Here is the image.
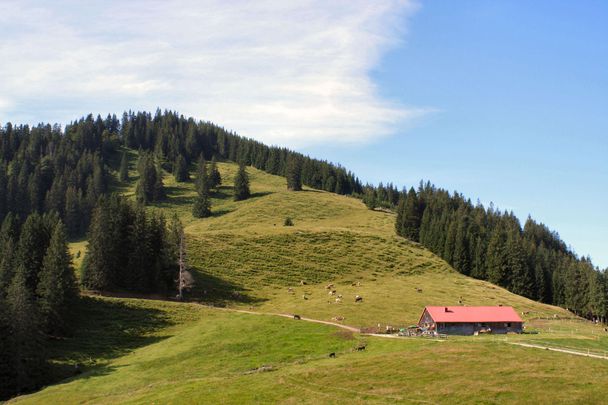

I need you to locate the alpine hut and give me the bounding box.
[418,306,523,335]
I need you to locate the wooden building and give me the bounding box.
[418,306,523,335]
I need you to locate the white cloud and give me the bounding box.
[0,0,428,147]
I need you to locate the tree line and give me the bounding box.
[0,213,77,398]
[117,109,362,197]
[81,194,181,294]
[0,116,118,238]
[394,183,607,321]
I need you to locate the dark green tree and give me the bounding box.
[233,163,250,201]
[286,155,303,191]
[208,156,222,190]
[363,188,376,210]
[173,155,189,182]
[400,188,421,241]
[6,268,45,394]
[37,222,78,334]
[119,151,129,182]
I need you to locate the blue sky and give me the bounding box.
[0,1,606,267]
[304,1,608,268]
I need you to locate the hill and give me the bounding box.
[10,157,608,404]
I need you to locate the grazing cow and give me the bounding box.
[293,314,301,320]
[355,295,363,303]
[337,294,342,298]
[326,283,334,290]
[329,290,336,296]
[300,280,307,285]
[332,316,345,322]
[302,295,308,300]
[415,288,422,293]
[335,298,342,303]
[329,352,336,358]
[356,344,366,351]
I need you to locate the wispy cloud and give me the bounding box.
[0,0,428,147]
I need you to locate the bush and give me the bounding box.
[284,217,294,226]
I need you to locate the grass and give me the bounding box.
[16,153,607,403]
[12,300,608,404]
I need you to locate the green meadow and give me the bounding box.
[11,156,608,404]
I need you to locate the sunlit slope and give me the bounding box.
[15,155,607,405]
[12,300,608,405]
[119,158,571,327]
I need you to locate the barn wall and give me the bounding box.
[437,322,523,335]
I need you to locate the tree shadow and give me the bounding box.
[210,208,234,218]
[44,296,173,386]
[188,267,267,307]
[250,191,273,199]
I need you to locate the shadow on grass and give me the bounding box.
[189,267,267,307]
[44,296,173,386]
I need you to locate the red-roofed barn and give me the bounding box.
[418,306,523,335]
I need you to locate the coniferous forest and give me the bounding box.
[0,110,606,398]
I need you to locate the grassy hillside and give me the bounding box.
[11,299,608,404]
[12,155,608,404]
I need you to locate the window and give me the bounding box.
[506,322,512,328]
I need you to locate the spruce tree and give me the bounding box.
[119,151,129,182]
[37,222,78,334]
[233,163,250,201]
[209,156,222,190]
[6,268,45,394]
[192,189,212,218]
[17,213,50,293]
[64,186,81,237]
[401,188,421,241]
[486,227,508,287]
[173,155,189,182]
[0,293,16,399]
[286,155,303,191]
[363,188,376,210]
[195,156,209,195]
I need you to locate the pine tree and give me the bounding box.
[135,154,164,204]
[6,268,45,394]
[363,188,376,210]
[452,212,470,275]
[37,222,78,334]
[286,155,303,191]
[506,228,533,298]
[195,156,209,195]
[395,194,406,236]
[0,238,15,297]
[233,163,250,201]
[208,156,222,190]
[119,151,129,182]
[0,292,16,399]
[192,164,212,220]
[173,155,189,182]
[17,213,50,293]
[401,188,421,241]
[192,190,212,218]
[64,186,81,237]
[126,207,152,291]
[486,227,508,287]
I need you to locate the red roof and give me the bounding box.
[422,306,523,323]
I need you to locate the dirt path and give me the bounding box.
[203,305,361,333]
[507,342,608,360]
